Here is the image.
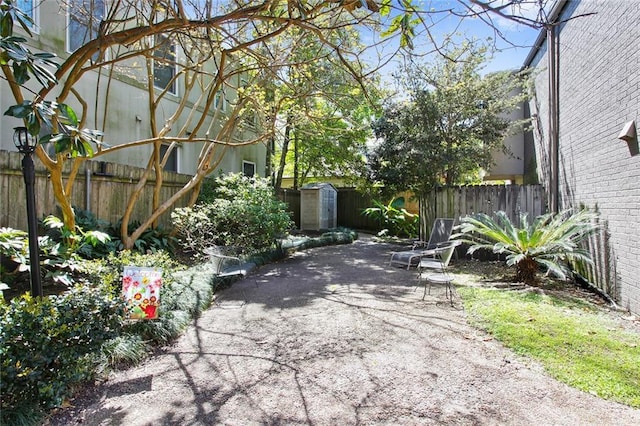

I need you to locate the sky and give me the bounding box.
[361,0,543,84]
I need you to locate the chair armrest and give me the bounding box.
[204,247,242,275]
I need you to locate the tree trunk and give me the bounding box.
[293,129,299,190]
[274,117,292,191]
[516,257,539,285]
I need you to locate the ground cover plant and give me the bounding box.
[0,211,176,299]
[458,285,640,408]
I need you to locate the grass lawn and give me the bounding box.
[457,283,640,408]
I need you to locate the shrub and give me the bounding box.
[42,214,111,261]
[0,285,125,420]
[105,219,177,255]
[1,219,111,294]
[455,209,599,284]
[173,173,294,255]
[362,197,418,237]
[79,251,201,344]
[169,204,216,258]
[0,227,27,296]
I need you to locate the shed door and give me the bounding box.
[326,189,336,228]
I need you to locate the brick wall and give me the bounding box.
[527,0,640,313]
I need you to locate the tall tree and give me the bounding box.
[1,0,383,248]
[250,24,380,190]
[1,0,549,247]
[367,43,529,200]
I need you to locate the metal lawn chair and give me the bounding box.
[416,240,461,305]
[389,218,455,269]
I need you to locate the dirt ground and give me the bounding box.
[45,236,640,425]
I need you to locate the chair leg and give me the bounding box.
[422,279,431,300]
[445,281,454,306]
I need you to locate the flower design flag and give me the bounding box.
[122,266,162,320]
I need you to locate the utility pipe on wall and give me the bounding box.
[547,24,560,213]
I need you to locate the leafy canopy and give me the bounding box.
[366,43,529,199]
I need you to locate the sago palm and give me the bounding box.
[455,209,599,285]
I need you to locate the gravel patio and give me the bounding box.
[46,235,640,425]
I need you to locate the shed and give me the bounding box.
[300,183,337,231]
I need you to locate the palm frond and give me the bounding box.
[457,209,599,285]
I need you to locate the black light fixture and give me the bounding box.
[13,126,43,298]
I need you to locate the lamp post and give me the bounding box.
[13,126,43,298]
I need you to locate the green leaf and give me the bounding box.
[43,215,64,229]
[84,231,110,246]
[12,61,30,84]
[53,135,72,153]
[29,61,57,86]
[3,100,33,118]
[26,112,40,136]
[0,9,13,38]
[12,6,34,37]
[380,15,401,38]
[57,103,78,126]
[379,0,392,16]
[3,41,28,61]
[79,139,94,157]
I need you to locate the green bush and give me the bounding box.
[0,227,27,296]
[0,214,113,295]
[0,285,125,419]
[79,251,207,344]
[105,220,177,255]
[362,197,418,237]
[173,173,294,255]
[63,208,177,256]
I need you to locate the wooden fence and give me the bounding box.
[278,185,546,236]
[418,185,547,240]
[276,189,301,228]
[1,150,192,231]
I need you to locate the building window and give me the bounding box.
[242,161,256,178]
[160,143,179,173]
[67,0,105,53]
[153,36,177,95]
[15,0,39,33]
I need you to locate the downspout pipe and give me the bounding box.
[548,24,560,213]
[522,0,568,214]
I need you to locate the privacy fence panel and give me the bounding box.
[419,185,547,240]
[336,188,378,231]
[276,189,301,229]
[1,150,192,231]
[278,185,546,235]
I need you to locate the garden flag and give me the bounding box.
[122,266,162,320]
